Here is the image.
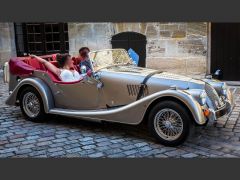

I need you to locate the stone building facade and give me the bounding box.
[68,22,208,76]
[0,23,16,68]
[0,22,208,77]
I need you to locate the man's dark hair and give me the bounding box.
[56,53,71,68]
[79,47,90,54]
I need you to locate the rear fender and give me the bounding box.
[5,77,54,113]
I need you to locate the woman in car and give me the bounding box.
[31,54,83,82]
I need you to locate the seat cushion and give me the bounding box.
[46,70,61,82]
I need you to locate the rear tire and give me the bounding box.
[19,86,46,122]
[148,100,192,146]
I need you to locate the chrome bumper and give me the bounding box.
[209,101,232,121]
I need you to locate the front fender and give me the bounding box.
[5,77,54,113]
[145,89,206,125]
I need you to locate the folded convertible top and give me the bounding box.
[9,57,36,76]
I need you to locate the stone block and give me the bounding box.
[172,30,186,38]
[187,22,207,36]
[131,23,141,33]
[160,23,179,31]
[165,40,178,56]
[178,39,206,55]
[160,31,171,38]
[93,23,112,37]
[146,24,158,38]
[75,38,89,51]
[139,23,147,34]
[115,23,131,33]
[68,23,77,37]
[147,40,166,56]
[146,57,187,74]
[76,24,93,38]
[186,57,207,74]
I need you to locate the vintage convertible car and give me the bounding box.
[3,49,233,146]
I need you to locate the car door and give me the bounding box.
[52,77,105,110]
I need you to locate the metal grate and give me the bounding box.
[14,23,69,56]
[205,83,221,109]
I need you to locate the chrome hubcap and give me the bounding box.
[154,108,183,141]
[22,92,40,118]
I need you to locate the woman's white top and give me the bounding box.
[60,69,82,82]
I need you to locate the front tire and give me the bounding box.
[148,100,191,146]
[19,86,46,122]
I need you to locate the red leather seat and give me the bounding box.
[46,70,61,82]
[24,58,46,71]
[72,57,82,65]
[19,57,82,84]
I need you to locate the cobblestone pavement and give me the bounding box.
[0,78,240,158]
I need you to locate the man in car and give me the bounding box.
[79,47,93,73]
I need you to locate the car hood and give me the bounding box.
[103,65,205,90]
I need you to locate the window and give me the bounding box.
[14,23,69,56]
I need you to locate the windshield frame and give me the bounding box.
[89,49,133,72]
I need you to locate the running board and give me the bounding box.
[49,108,109,122]
[48,96,148,124]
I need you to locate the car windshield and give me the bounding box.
[89,49,133,71]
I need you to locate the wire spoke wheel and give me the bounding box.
[153,108,184,141]
[22,92,40,118]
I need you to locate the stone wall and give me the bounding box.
[0,23,16,68]
[68,22,208,76]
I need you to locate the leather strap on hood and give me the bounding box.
[136,70,163,100]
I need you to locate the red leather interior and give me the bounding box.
[9,58,35,76]
[46,70,61,82]
[24,58,47,71]
[12,55,83,84]
[72,57,83,65]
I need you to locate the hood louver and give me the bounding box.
[127,84,149,97]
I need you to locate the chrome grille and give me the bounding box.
[205,83,221,109]
[127,84,149,97]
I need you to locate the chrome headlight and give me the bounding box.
[199,90,207,105]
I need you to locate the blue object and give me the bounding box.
[128,48,139,66]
